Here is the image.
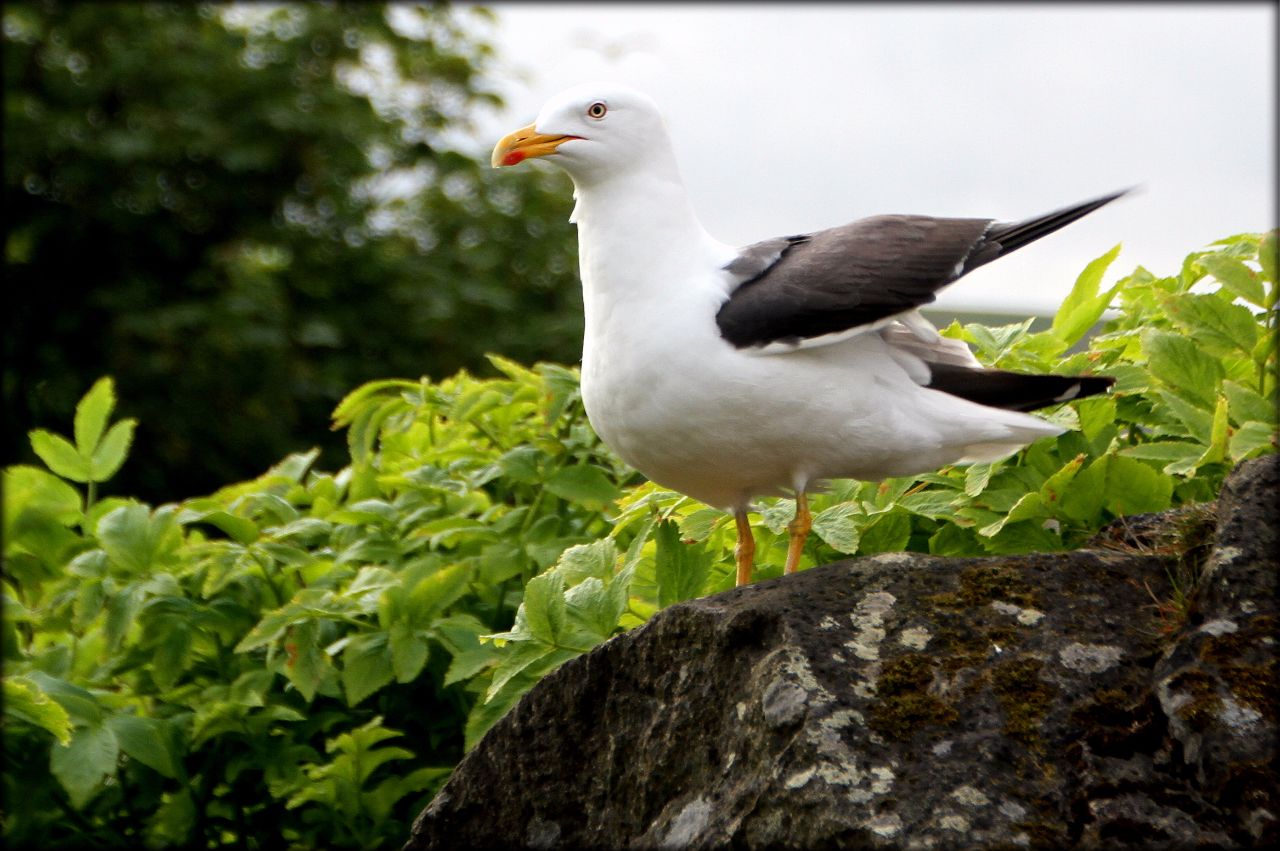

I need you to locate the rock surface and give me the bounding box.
[406,457,1278,850]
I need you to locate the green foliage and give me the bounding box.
[2,353,634,848]
[3,2,579,501]
[2,233,1275,848]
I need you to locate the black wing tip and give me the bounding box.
[1064,374,1117,403]
[1091,185,1140,205]
[967,187,1134,272]
[1068,186,1136,217]
[1036,185,1138,217]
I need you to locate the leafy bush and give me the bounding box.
[4,2,579,501]
[3,232,1275,848]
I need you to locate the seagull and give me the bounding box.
[492,83,1119,586]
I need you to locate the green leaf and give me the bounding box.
[965,319,1035,362]
[345,565,398,607]
[496,446,543,483]
[812,503,861,553]
[857,510,911,554]
[87,418,136,482]
[406,562,472,625]
[1040,454,1085,507]
[177,500,259,544]
[982,519,1066,554]
[97,504,182,574]
[228,670,275,706]
[521,571,567,645]
[30,429,90,482]
[964,462,997,497]
[365,768,452,823]
[1258,230,1277,290]
[50,723,119,808]
[1119,441,1204,475]
[654,520,709,608]
[74,377,116,456]
[342,633,395,706]
[1076,396,1118,450]
[544,465,621,508]
[978,492,1046,537]
[1230,421,1278,461]
[73,578,106,629]
[148,789,196,848]
[1051,243,1122,347]
[443,641,503,687]
[388,624,429,683]
[26,672,104,727]
[1143,330,1225,407]
[552,539,617,586]
[1198,253,1266,306]
[3,465,82,556]
[677,508,724,543]
[331,379,417,428]
[265,448,320,485]
[151,623,192,691]
[486,353,540,383]
[1223,380,1277,426]
[929,523,978,556]
[3,676,73,745]
[1196,395,1231,467]
[484,641,569,703]
[108,714,180,778]
[1155,390,1214,444]
[1104,456,1173,515]
[1059,456,1108,524]
[283,620,329,702]
[1164,293,1258,356]
[105,585,145,649]
[758,500,795,535]
[563,576,619,640]
[607,559,638,629]
[898,490,960,520]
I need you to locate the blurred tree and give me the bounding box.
[3,1,579,500]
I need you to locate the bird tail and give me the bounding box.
[926,363,1115,413]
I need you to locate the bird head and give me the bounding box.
[491,83,675,185]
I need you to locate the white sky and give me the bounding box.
[458,2,1275,314]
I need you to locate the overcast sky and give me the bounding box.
[457,2,1275,314]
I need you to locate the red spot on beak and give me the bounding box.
[502,150,527,166]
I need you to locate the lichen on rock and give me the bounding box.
[405,456,1279,850]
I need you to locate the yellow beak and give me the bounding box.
[491,123,581,168]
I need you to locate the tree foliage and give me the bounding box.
[3,1,579,501]
[3,232,1275,848]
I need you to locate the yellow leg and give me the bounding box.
[734,509,755,587]
[784,492,811,575]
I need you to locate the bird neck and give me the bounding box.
[570,170,721,285]
[569,170,734,366]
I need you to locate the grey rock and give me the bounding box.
[405,457,1279,850]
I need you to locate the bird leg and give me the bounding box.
[734,509,755,587]
[784,492,811,575]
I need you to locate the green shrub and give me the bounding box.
[3,232,1275,848]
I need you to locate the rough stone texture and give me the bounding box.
[406,457,1279,850]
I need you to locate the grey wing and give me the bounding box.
[715,189,1130,350]
[715,214,994,349]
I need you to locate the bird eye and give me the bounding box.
[586,101,607,120]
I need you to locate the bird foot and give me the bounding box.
[784,493,811,575]
[735,510,755,586]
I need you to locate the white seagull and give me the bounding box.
[492,83,1119,586]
